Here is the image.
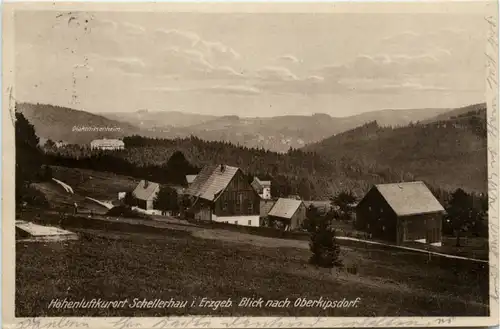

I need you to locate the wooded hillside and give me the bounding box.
[304,105,488,194]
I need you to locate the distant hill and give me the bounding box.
[303,103,488,194]
[421,103,487,124]
[100,110,217,129]
[17,103,142,145]
[99,107,452,152]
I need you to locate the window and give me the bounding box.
[236,193,243,205]
[248,203,253,213]
[367,223,370,229]
[382,225,386,231]
[380,208,383,213]
[248,220,252,226]
[368,206,372,212]
[223,202,228,211]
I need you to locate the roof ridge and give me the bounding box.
[375,181,425,187]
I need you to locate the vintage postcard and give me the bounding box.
[2,1,499,328]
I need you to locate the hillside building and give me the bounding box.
[185,164,261,227]
[186,175,197,187]
[55,140,68,148]
[251,177,272,200]
[355,181,445,246]
[268,198,307,231]
[90,138,125,151]
[304,200,333,215]
[132,180,160,211]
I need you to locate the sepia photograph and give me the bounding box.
[2,1,499,327]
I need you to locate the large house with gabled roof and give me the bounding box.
[184,164,261,227]
[355,181,446,246]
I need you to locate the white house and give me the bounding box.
[90,138,125,151]
[251,177,272,200]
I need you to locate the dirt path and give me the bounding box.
[51,178,74,194]
[85,197,114,209]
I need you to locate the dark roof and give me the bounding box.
[132,180,160,201]
[268,198,304,219]
[185,164,239,201]
[368,181,445,216]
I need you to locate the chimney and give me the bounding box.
[220,164,225,172]
[144,180,149,188]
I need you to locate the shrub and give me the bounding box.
[309,224,342,268]
[106,205,151,220]
[346,263,358,275]
[18,185,50,209]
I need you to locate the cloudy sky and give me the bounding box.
[14,5,489,117]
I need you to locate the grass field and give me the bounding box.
[16,212,489,317]
[50,166,138,201]
[31,182,108,214]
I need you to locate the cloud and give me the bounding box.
[277,54,301,64]
[319,49,454,81]
[339,78,451,93]
[154,29,201,48]
[204,85,262,95]
[255,73,348,95]
[89,17,118,33]
[92,55,146,74]
[200,41,241,61]
[147,84,262,95]
[256,66,300,81]
[382,29,467,46]
[122,22,145,36]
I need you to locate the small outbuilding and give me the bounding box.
[267,198,307,231]
[132,180,160,211]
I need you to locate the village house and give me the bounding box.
[267,198,307,231]
[355,181,445,246]
[260,199,276,218]
[55,140,68,148]
[184,164,261,227]
[132,180,160,211]
[90,138,125,151]
[251,177,272,200]
[304,200,333,215]
[117,192,126,201]
[186,175,197,187]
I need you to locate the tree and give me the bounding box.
[15,112,43,204]
[303,204,322,233]
[331,190,357,221]
[164,151,197,186]
[179,194,192,219]
[309,220,342,268]
[39,164,53,181]
[446,188,480,246]
[45,139,56,149]
[154,185,179,215]
[123,191,137,207]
